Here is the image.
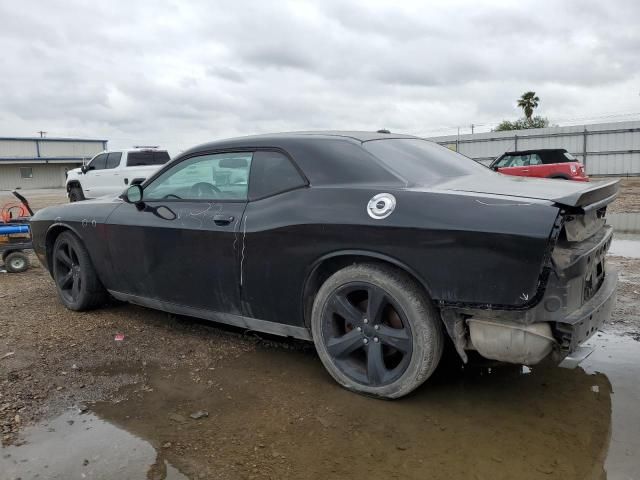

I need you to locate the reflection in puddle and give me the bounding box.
[609,234,640,258]
[608,213,640,258]
[0,411,187,480]
[582,333,640,479]
[1,333,638,480]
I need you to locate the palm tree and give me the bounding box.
[517,91,540,119]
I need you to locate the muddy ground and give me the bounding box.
[1,183,639,479]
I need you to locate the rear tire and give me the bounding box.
[52,231,106,310]
[311,263,444,399]
[4,252,29,273]
[68,186,85,202]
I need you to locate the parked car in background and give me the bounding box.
[490,149,589,181]
[66,148,171,201]
[31,132,618,399]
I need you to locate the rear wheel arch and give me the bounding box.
[302,251,436,329]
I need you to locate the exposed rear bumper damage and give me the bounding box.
[554,266,617,354]
[443,207,618,366]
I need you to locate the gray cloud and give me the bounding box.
[0,0,638,153]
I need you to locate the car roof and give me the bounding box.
[188,131,419,152]
[95,148,168,154]
[180,131,421,187]
[502,149,567,155]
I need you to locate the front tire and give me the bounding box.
[311,263,443,399]
[52,231,106,310]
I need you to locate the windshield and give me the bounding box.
[363,138,489,184]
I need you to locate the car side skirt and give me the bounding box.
[108,290,313,341]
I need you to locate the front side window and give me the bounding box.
[144,152,253,201]
[89,153,107,170]
[106,152,122,169]
[249,151,305,200]
[494,155,516,168]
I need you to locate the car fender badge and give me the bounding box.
[367,193,396,219]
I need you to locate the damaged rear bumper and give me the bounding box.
[452,268,617,365]
[554,266,617,354]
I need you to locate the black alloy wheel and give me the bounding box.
[322,282,413,387]
[311,264,443,399]
[53,237,82,304]
[52,231,106,311]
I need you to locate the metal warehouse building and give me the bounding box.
[0,136,107,190]
[428,120,640,176]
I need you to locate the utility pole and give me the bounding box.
[37,131,47,138]
[470,124,475,134]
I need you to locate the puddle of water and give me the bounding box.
[0,410,187,480]
[1,333,638,480]
[609,234,640,258]
[581,332,640,479]
[608,213,640,258]
[607,213,640,258]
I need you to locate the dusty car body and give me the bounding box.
[30,131,619,398]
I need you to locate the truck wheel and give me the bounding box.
[311,263,444,399]
[4,251,29,273]
[68,186,85,202]
[52,231,106,310]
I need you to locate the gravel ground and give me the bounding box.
[0,182,639,478]
[605,177,640,213]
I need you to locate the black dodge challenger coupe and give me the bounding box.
[30,131,618,398]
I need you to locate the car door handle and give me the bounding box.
[213,214,234,226]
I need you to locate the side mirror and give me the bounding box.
[123,184,143,204]
[81,165,87,174]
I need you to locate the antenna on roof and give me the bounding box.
[377,129,391,134]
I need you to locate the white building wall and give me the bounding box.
[39,141,103,158]
[0,163,76,189]
[0,140,38,157]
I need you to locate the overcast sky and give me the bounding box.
[1,0,639,154]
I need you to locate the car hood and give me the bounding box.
[437,173,619,210]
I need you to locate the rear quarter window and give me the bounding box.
[127,151,171,167]
[249,151,305,200]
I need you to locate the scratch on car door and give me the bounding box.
[240,215,248,287]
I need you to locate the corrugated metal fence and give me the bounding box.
[428,120,640,176]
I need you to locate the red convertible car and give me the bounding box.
[491,149,589,181]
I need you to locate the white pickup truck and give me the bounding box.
[66,148,171,201]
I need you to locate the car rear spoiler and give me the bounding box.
[553,179,620,212]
